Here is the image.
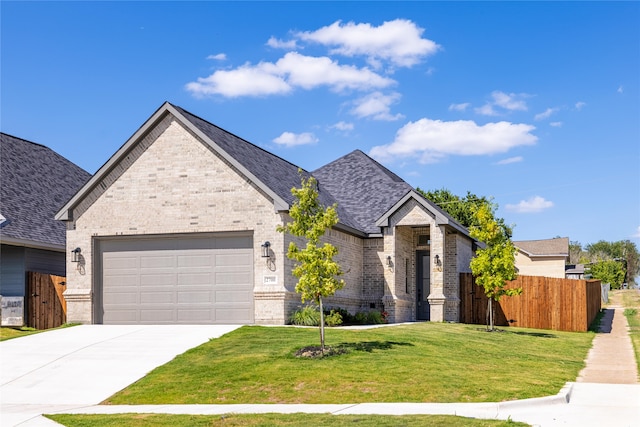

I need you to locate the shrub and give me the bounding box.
[289,305,320,326]
[324,310,343,327]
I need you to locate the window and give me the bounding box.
[418,234,430,246]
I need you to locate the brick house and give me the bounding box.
[55,102,477,325]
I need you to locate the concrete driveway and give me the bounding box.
[0,324,240,426]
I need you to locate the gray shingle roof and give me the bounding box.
[1,133,91,248]
[513,237,569,257]
[313,150,414,234]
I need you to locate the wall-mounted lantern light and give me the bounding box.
[261,241,271,258]
[434,254,441,266]
[386,255,393,268]
[71,247,81,263]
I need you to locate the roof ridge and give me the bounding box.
[169,103,308,174]
[1,132,59,152]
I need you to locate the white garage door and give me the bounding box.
[98,234,254,324]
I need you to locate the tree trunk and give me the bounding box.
[486,298,495,331]
[318,296,325,352]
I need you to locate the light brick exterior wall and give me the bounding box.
[65,117,289,324]
[363,238,385,311]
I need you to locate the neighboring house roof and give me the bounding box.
[513,237,569,258]
[0,133,91,250]
[565,264,585,275]
[55,102,472,240]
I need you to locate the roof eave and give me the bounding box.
[375,190,471,237]
[0,236,65,252]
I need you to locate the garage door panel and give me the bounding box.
[140,255,176,269]
[216,308,252,322]
[100,235,253,325]
[215,290,252,303]
[140,309,175,322]
[103,291,138,305]
[177,291,213,303]
[215,253,251,267]
[104,256,138,270]
[178,254,214,268]
[104,310,138,323]
[177,272,212,285]
[215,271,252,285]
[140,292,174,304]
[178,309,213,322]
[140,273,176,286]
[103,274,139,287]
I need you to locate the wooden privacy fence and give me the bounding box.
[27,272,67,329]
[460,273,602,332]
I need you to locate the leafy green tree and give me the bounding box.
[416,187,492,229]
[585,240,639,287]
[277,171,344,352]
[589,260,626,289]
[469,203,521,331]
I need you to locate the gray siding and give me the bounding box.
[25,248,65,277]
[0,245,26,297]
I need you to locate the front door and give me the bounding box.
[416,250,430,320]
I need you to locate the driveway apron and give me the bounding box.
[0,324,240,426]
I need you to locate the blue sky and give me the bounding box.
[2,1,639,247]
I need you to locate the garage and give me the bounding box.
[95,233,254,325]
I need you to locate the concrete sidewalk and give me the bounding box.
[4,292,640,426]
[577,292,639,383]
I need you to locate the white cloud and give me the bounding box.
[186,52,394,98]
[617,85,624,94]
[496,156,523,165]
[266,36,298,50]
[185,62,291,98]
[550,121,563,127]
[449,102,470,112]
[330,121,354,131]
[476,91,529,116]
[272,131,318,147]
[296,19,439,68]
[207,53,227,61]
[534,107,559,121]
[275,52,394,92]
[351,91,404,121]
[369,118,537,164]
[506,196,554,213]
[633,226,640,238]
[575,101,586,110]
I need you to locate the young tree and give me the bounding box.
[277,171,344,352]
[469,203,521,331]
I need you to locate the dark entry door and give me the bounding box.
[416,250,430,320]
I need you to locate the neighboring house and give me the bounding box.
[0,133,91,300]
[513,237,569,279]
[565,264,586,280]
[55,102,477,325]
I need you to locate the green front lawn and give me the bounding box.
[0,323,78,341]
[0,326,42,341]
[619,289,640,377]
[47,413,527,427]
[107,322,593,404]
